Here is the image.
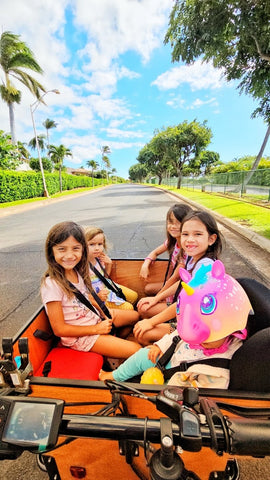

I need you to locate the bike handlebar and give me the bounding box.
[2,384,270,465]
[60,412,270,457]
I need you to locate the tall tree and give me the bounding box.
[48,144,72,192]
[154,120,212,188]
[86,159,98,187]
[0,31,46,144]
[101,145,111,181]
[111,167,117,183]
[43,118,57,146]
[129,163,148,183]
[137,142,170,185]
[165,0,270,181]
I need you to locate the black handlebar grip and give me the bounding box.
[226,417,270,456]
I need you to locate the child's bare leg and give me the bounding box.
[144,282,163,296]
[115,325,134,339]
[111,309,139,327]
[91,335,140,358]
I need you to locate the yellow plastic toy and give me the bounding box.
[140,367,164,385]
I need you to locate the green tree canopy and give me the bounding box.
[198,150,220,175]
[155,120,212,188]
[129,163,148,183]
[0,31,46,144]
[137,142,170,185]
[211,155,270,174]
[29,156,53,172]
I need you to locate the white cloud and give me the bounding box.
[74,0,172,66]
[152,60,227,91]
[167,95,219,111]
[104,127,145,139]
[190,97,219,110]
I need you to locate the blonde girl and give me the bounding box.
[40,221,140,359]
[85,226,138,310]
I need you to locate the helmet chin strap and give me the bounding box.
[188,329,247,356]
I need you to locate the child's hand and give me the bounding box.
[96,319,113,334]
[147,345,162,364]
[137,296,157,312]
[140,264,150,280]
[133,319,153,339]
[98,252,112,266]
[98,288,109,302]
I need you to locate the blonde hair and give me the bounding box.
[84,226,109,252]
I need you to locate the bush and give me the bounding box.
[0,171,105,203]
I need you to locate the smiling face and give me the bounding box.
[181,218,217,262]
[167,212,181,241]
[52,235,83,272]
[87,233,105,262]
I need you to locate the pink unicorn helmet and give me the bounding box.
[176,260,252,345]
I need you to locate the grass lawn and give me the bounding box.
[158,186,270,240]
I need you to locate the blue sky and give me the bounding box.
[1,0,268,179]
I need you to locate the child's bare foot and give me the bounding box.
[99,369,114,381]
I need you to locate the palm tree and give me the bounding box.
[86,159,98,187]
[43,118,57,147]
[111,167,117,183]
[0,31,46,144]
[48,144,72,192]
[28,134,47,152]
[101,145,111,182]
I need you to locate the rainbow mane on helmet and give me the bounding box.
[176,260,252,345]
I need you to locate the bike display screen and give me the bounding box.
[1,397,64,450]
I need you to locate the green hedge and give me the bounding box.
[0,171,104,203]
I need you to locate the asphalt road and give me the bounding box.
[1,184,269,479]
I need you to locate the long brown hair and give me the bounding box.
[41,221,92,296]
[166,203,192,254]
[180,210,223,262]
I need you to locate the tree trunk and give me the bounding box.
[8,102,17,144]
[177,169,182,189]
[158,175,162,185]
[242,124,270,190]
[59,166,62,193]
